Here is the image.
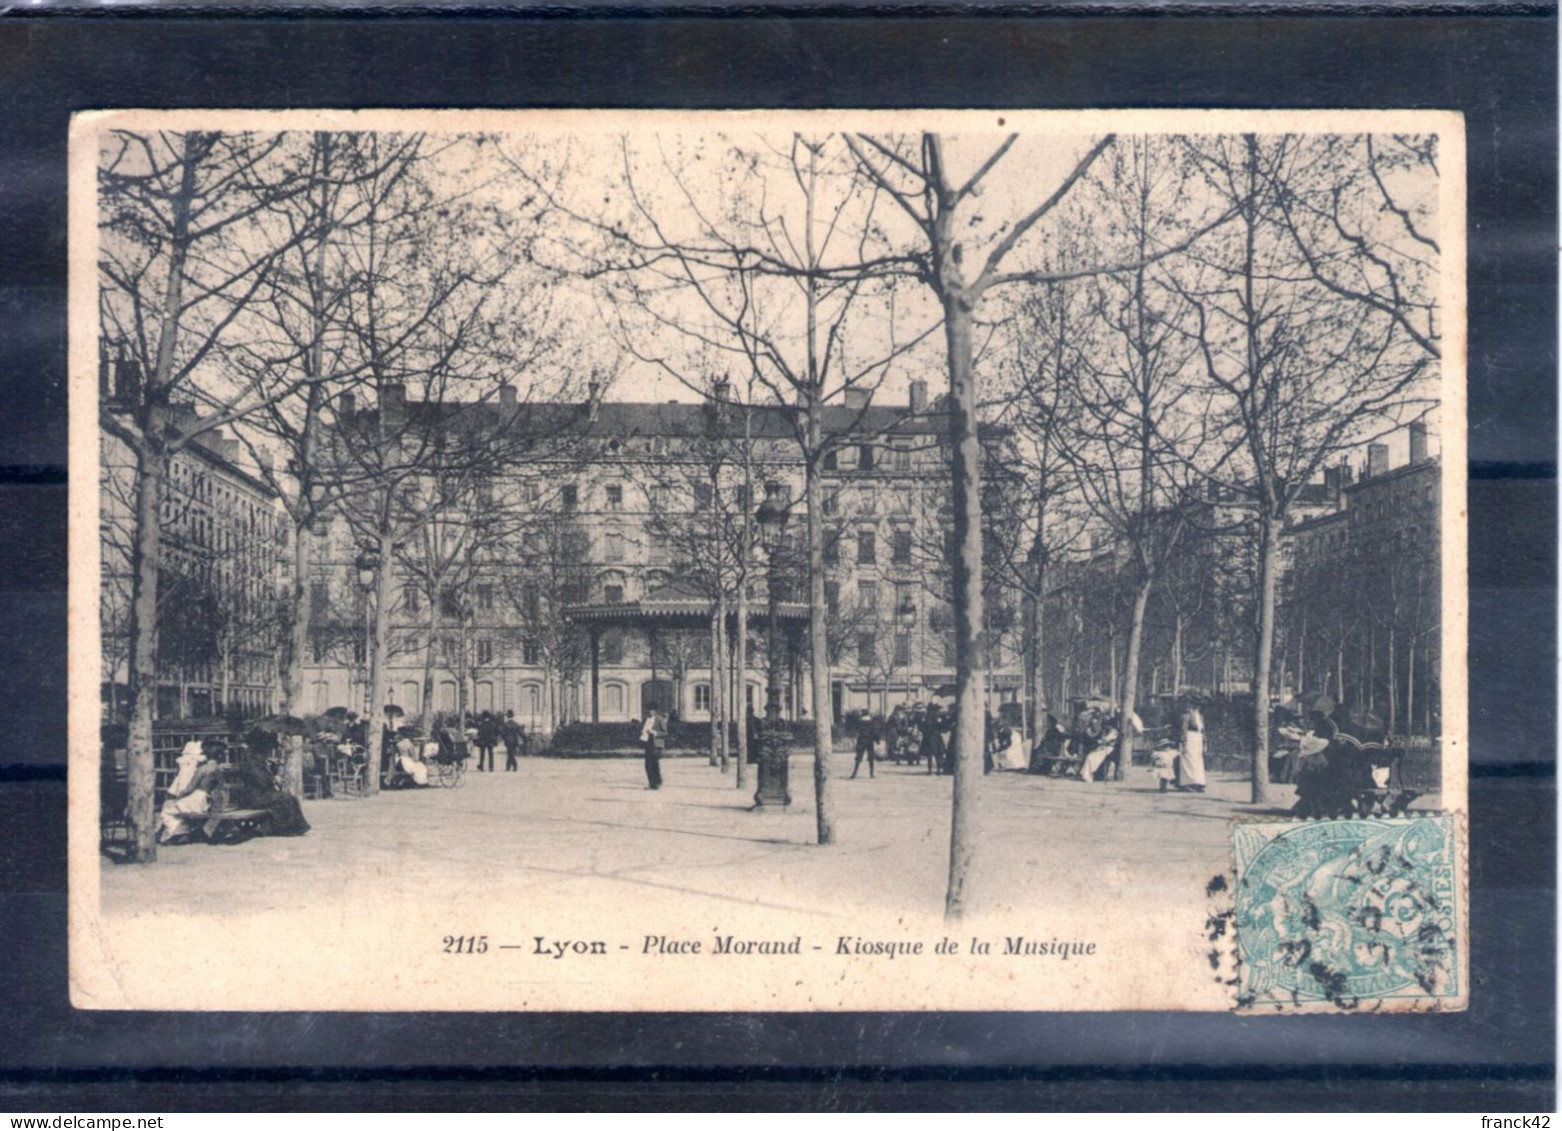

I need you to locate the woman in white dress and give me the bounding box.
[158,740,218,843]
[1177,701,1208,792]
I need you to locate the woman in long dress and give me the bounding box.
[1176,700,1208,792]
[158,740,219,843]
[223,745,310,837]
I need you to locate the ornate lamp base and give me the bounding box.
[753,721,791,809]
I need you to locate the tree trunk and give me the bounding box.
[123,436,168,863]
[365,524,393,795]
[805,401,835,845]
[1171,611,1184,697]
[943,294,986,923]
[1250,513,1281,804]
[278,520,313,799]
[711,595,727,768]
[1117,576,1152,781]
[1387,624,1398,738]
[1406,637,1416,740]
[735,577,749,788]
[421,594,440,726]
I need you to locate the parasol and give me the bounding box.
[322,706,353,720]
[382,703,406,719]
[251,713,311,736]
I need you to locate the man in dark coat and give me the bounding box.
[501,710,523,771]
[475,711,499,772]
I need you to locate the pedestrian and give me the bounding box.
[157,740,220,844]
[1176,698,1208,792]
[1151,741,1179,792]
[640,708,666,790]
[920,705,947,775]
[475,711,499,773]
[1079,715,1121,783]
[501,710,522,772]
[851,712,878,779]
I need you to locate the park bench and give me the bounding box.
[199,775,273,842]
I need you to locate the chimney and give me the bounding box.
[712,378,731,403]
[909,379,928,413]
[1324,466,1340,499]
[335,391,356,420]
[217,437,240,463]
[99,354,113,399]
[1367,443,1390,479]
[498,384,517,411]
[380,383,406,427]
[844,388,870,412]
[586,381,601,423]
[1408,420,1429,465]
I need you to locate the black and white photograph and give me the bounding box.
[71,108,1465,1012]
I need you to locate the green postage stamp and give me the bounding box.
[1231,814,1466,1013]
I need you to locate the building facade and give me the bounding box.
[301,379,1026,733]
[100,361,286,722]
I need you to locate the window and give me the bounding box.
[893,445,912,472]
[857,529,876,565]
[440,586,462,618]
[693,482,714,510]
[601,630,624,664]
[694,683,712,713]
[523,639,540,665]
[822,450,837,472]
[858,579,878,609]
[857,632,876,669]
[603,584,624,604]
[475,477,494,507]
[893,528,913,565]
[606,483,623,511]
[823,529,841,567]
[477,638,493,665]
[476,583,494,611]
[522,584,541,623]
[649,534,671,565]
[522,480,540,504]
[309,580,330,616]
[825,580,840,617]
[858,444,876,471]
[895,583,916,619]
[894,633,912,666]
[823,488,839,516]
[560,483,578,511]
[734,484,751,510]
[604,532,625,562]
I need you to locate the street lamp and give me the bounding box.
[753,490,791,809]
[355,546,380,715]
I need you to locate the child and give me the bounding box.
[1151,740,1179,792]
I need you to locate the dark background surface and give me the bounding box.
[0,12,1553,1112]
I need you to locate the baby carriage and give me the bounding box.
[430,728,470,789]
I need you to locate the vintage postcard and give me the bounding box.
[69,108,1466,1012]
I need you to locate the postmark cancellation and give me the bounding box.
[1231,814,1466,1013]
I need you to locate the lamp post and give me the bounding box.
[354,546,381,716]
[753,491,791,809]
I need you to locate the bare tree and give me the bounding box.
[1176,133,1439,802]
[98,128,330,861]
[841,131,1117,919]
[539,132,931,844]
